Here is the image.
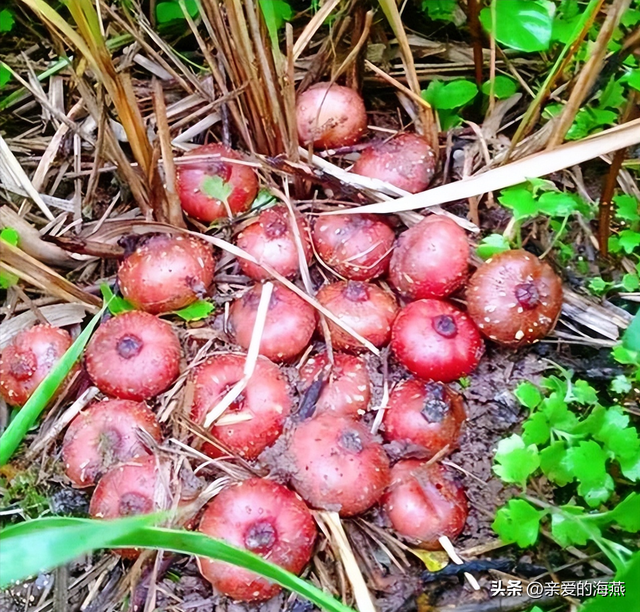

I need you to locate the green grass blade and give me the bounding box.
[0,517,355,612]
[0,306,105,465]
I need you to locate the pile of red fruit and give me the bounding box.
[0,82,564,604]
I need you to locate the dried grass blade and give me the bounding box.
[293,0,341,61]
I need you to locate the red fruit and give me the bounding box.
[62,399,162,487]
[312,214,394,280]
[389,216,469,299]
[316,281,398,351]
[228,283,316,362]
[0,324,73,406]
[382,379,466,456]
[296,83,367,149]
[382,460,467,549]
[236,205,312,280]
[191,354,292,460]
[85,311,181,401]
[352,133,436,193]
[466,250,563,346]
[89,456,172,558]
[298,352,370,419]
[118,234,215,314]
[198,478,316,601]
[287,414,390,516]
[391,299,483,383]
[176,143,259,223]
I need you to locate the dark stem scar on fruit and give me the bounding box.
[244,520,277,553]
[116,335,143,359]
[118,492,153,516]
[421,384,450,423]
[339,430,364,453]
[514,282,540,310]
[433,315,458,338]
[344,281,370,302]
[264,217,288,239]
[10,352,37,380]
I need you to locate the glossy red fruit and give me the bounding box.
[191,354,292,460]
[62,399,162,487]
[0,324,73,406]
[316,281,398,351]
[298,352,370,419]
[312,214,394,280]
[198,478,316,601]
[89,456,172,558]
[236,205,312,280]
[287,414,390,516]
[389,216,469,299]
[382,460,467,549]
[176,143,259,223]
[85,311,181,401]
[228,283,316,362]
[352,133,436,193]
[118,234,215,314]
[382,379,466,456]
[296,83,367,149]
[391,299,483,383]
[466,250,563,346]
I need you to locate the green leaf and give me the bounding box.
[0,228,20,289]
[610,493,640,532]
[581,551,640,612]
[0,516,354,612]
[173,299,215,321]
[259,0,293,48]
[537,191,581,216]
[201,175,233,203]
[498,185,539,221]
[422,79,478,110]
[476,233,511,260]
[617,230,640,254]
[541,393,578,432]
[0,8,14,32]
[493,434,540,487]
[481,75,518,99]
[571,380,598,405]
[627,68,640,92]
[598,77,625,110]
[622,311,640,352]
[588,277,612,296]
[156,0,199,24]
[613,194,640,222]
[0,227,19,246]
[619,451,640,481]
[100,283,135,315]
[0,306,106,465]
[622,273,640,292]
[0,64,10,89]
[540,441,573,486]
[564,441,614,507]
[551,506,598,547]
[492,499,543,547]
[611,344,640,366]
[522,412,550,446]
[480,0,556,52]
[421,0,459,23]
[611,375,632,394]
[515,382,542,409]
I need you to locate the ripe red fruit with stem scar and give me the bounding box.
[89,456,172,558]
[296,82,367,149]
[85,311,181,401]
[176,143,259,223]
[382,460,467,550]
[62,399,162,488]
[287,413,390,516]
[316,281,398,351]
[117,233,215,314]
[389,215,469,299]
[298,352,371,419]
[191,353,292,460]
[236,205,312,280]
[198,478,316,601]
[466,249,563,346]
[352,133,436,193]
[312,214,395,281]
[228,283,316,362]
[382,379,466,457]
[0,324,73,406]
[391,299,484,383]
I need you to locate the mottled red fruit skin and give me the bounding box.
[312,214,394,280]
[198,478,316,601]
[316,281,398,351]
[389,216,469,299]
[299,352,371,419]
[391,299,484,383]
[176,143,259,223]
[89,456,171,558]
[296,83,367,149]
[228,283,316,362]
[191,354,292,460]
[118,234,215,314]
[85,311,181,401]
[383,379,465,456]
[236,206,312,280]
[62,399,162,488]
[466,250,563,346]
[352,133,436,193]
[382,460,467,549]
[288,414,390,516]
[0,324,73,406]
